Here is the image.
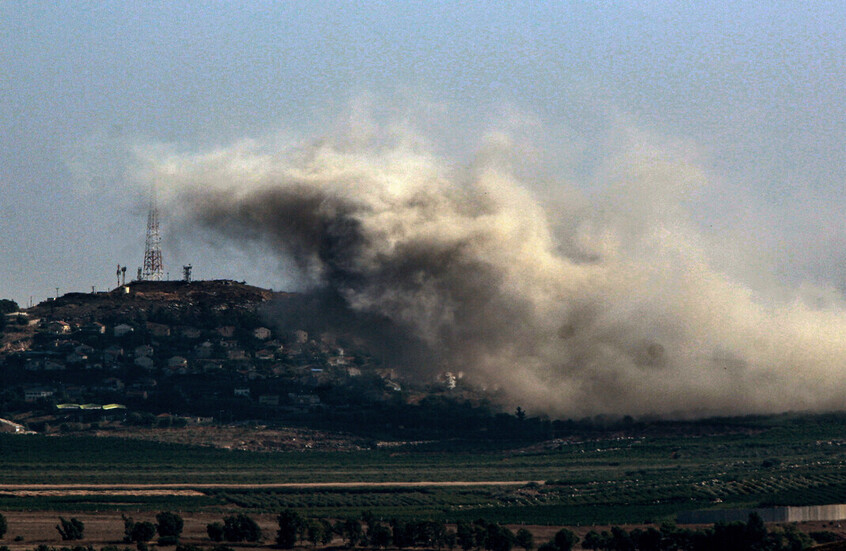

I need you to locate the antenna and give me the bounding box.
[183,264,193,282]
[142,187,164,281]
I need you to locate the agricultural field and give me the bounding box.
[3,413,846,525]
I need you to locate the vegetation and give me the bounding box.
[55,517,84,540]
[221,514,261,543]
[4,412,846,523]
[0,512,6,539]
[569,514,814,551]
[156,511,184,545]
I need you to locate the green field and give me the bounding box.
[3,413,846,524]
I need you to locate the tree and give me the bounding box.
[56,517,85,541]
[456,521,475,551]
[608,528,631,551]
[0,512,7,539]
[306,520,326,548]
[319,519,334,545]
[123,515,136,543]
[131,522,157,544]
[515,529,534,551]
[0,299,19,315]
[485,524,515,551]
[370,524,392,548]
[207,522,225,542]
[342,518,363,547]
[553,529,578,551]
[276,510,304,549]
[630,527,660,551]
[156,512,184,540]
[223,514,261,543]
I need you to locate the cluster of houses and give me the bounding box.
[1,310,408,419]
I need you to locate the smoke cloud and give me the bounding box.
[140,121,846,418]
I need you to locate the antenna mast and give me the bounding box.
[142,187,164,281]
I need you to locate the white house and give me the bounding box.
[114,323,134,337]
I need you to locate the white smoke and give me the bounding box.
[137,118,846,418]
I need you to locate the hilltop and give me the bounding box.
[0,279,504,445]
[30,279,279,321]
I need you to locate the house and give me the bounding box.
[75,344,95,356]
[233,387,250,398]
[145,322,171,337]
[253,327,272,340]
[178,326,202,339]
[43,360,66,371]
[101,377,124,391]
[216,326,236,338]
[202,360,223,373]
[113,323,134,337]
[82,322,106,334]
[255,348,276,361]
[167,356,188,369]
[288,393,321,407]
[125,388,148,400]
[24,387,55,402]
[47,321,72,335]
[134,356,155,369]
[134,344,154,357]
[195,341,215,358]
[258,394,279,406]
[103,345,124,362]
[65,352,88,364]
[63,385,86,400]
[227,349,247,360]
[294,329,308,344]
[328,354,350,367]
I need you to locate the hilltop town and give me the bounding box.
[0,280,473,445]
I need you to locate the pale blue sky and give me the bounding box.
[1,2,844,305]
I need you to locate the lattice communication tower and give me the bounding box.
[142,191,164,281]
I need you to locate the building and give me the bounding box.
[114,323,134,337]
[253,327,272,340]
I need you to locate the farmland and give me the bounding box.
[3,413,846,525]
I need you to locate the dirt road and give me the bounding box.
[0,480,542,495]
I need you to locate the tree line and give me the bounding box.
[0,510,838,551]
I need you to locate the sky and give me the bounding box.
[1,2,845,307]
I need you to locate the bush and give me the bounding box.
[157,536,180,546]
[0,513,6,539]
[56,518,85,541]
[810,531,840,544]
[175,545,203,551]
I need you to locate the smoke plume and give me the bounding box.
[141,123,846,418]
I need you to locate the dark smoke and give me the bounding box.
[144,127,846,418]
